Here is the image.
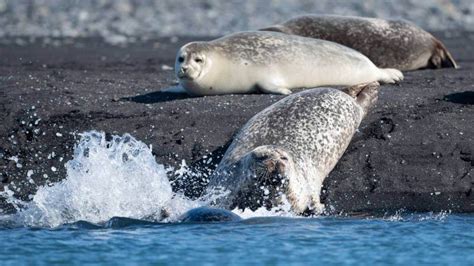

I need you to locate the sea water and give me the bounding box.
[0,131,472,265]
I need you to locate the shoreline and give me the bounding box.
[0,32,473,214]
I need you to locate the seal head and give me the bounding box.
[208,145,300,211]
[175,42,215,94]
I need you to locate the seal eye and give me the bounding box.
[178,56,184,63]
[195,58,203,63]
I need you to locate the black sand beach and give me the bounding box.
[0,31,473,214]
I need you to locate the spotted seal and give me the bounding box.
[260,15,458,71]
[203,82,380,214]
[175,31,402,96]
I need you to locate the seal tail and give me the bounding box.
[379,68,404,84]
[429,37,458,69]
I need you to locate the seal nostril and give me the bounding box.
[264,160,276,171]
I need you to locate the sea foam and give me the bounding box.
[1,131,201,227]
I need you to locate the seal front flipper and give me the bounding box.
[257,83,292,95]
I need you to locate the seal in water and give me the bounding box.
[260,15,458,71]
[175,31,402,96]
[203,82,380,214]
[179,207,242,223]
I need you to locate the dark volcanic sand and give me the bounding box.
[0,32,473,214]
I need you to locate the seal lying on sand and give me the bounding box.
[203,82,380,214]
[260,15,458,71]
[175,31,402,96]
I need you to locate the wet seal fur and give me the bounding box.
[178,207,242,223]
[175,31,402,96]
[204,82,380,214]
[261,15,458,71]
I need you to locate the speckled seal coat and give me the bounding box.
[261,15,458,71]
[204,82,379,214]
[175,31,402,96]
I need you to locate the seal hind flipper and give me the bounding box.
[378,68,404,84]
[257,84,292,95]
[429,37,458,69]
[343,82,379,115]
[342,81,379,97]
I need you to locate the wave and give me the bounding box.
[0,131,202,227]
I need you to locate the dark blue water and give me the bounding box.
[1,214,472,265]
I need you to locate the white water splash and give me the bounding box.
[232,195,295,219]
[2,131,201,227]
